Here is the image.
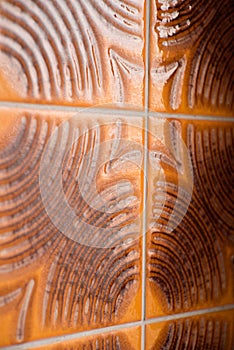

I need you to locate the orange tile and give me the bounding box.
[146,310,234,350]
[149,1,234,116]
[147,117,234,317]
[33,326,141,350]
[0,109,144,346]
[0,0,145,108]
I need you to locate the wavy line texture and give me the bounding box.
[188,8,234,110]
[154,0,234,112]
[152,316,233,350]
[0,0,142,101]
[0,115,141,330]
[149,122,234,312]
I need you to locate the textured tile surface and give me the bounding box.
[1,1,234,348]
[0,109,143,346]
[146,310,234,350]
[149,0,234,116]
[0,0,145,107]
[147,117,234,317]
[33,327,141,349]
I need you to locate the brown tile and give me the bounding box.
[147,117,234,317]
[146,310,234,350]
[0,109,143,346]
[33,326,141,350]
[149,1,234,116]
[0,0,145,108]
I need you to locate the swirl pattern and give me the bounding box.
[148,120,234,313]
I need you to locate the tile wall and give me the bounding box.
[0,0,233,349]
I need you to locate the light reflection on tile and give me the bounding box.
[0,109,143,346]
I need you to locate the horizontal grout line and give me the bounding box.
[145,304,234,325]
[149,111,234,122]
[1,304,234,349]
[0,102,233,122]
[1,321,142,350]
[0,102,144,117]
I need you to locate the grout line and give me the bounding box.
[145,304,234,325]
[141,120,148,350]
[141,0,151,348]
[144,0,150,114]
[149,111,234,122]
[1,304,234,349]
[141,119,148,350]
[1,322,143,350]
[141,115,148,350]
[0,101,233,122]
[0,102,144,117]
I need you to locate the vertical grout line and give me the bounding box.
[142,0,151,349]
[144,0,150,115]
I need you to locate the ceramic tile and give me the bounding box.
[0,108,143,346]
[0,0,145,108]
[147,117,234,317]
[146,310,234,350]
[33,326,141,349]
[149,1,234,116]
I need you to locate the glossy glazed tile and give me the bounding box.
[149,1,234,116]
[147,117,234,318]
[146,310,234,350]
[0,108,143,346]
[0,0,145,108]
[33,326,141,349]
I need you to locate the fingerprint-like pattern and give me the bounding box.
[153,0,234,112]
[188,9,234,110]
[0,114,141,336]
[0,116,59,274]
[0,0,103,100]
[149,122,234,312]
[152,316,232,350]
[42,239,140,327]
[187,124,234,239]
[0,0,143,101]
